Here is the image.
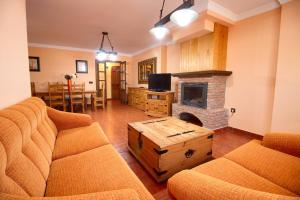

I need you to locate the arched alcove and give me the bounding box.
[179,112,203,127]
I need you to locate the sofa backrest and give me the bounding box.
[0,97,57,197]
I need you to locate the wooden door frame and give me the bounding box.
[95,60,126,103]
[95,60,107,103]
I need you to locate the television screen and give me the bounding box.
[148,73,171,92]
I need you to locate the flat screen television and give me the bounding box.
[148,73,171,92]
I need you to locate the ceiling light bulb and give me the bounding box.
[170,9,199,27]
[96,49,107,61]
[150,26,170,40]
[108,52,118,61]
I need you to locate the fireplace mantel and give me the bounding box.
[172,70,232,78]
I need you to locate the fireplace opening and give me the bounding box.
[181,83,208,108]
[179,112,203,127]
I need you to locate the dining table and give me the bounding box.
[34,90,97,110]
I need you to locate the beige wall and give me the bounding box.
[130,46,167,88]
[130,44,181,91]
[29,47,96,91]
[131,8,285,135]
[271,0,300,133]
[225,9,281,135]
[29,47,131,92]
[0,0,31,109]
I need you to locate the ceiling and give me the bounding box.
[212,0,276,14]
[26,0,280,55]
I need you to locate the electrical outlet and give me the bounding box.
[231,108,236,113]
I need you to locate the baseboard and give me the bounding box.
[215,126,263,140]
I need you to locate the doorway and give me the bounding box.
[95,61,126,104]
[111,65,120,99]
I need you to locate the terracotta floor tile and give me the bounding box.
[87,100,261,200]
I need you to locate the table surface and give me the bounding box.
[35,90,96,97]
[128,117,214,149]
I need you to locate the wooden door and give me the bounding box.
[96,61,106,103]
[111,66,120,99]
[120,62,127,104]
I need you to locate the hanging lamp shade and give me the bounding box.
[150,26,170,40]
[96,49,107,61]
[170,8,198,27]
[96,32,118,61]
[108,51,118,61]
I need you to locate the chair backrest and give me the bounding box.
[48,83,65,105]
[0,97,58,197]
[97,82,105,98]
[30,82,36,96]
[70,83,85,101]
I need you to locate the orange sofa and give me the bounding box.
[0,97,154,200]
[168,133,300,200]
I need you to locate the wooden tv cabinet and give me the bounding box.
[128,87,147,111]
[145,91,174,117]
[128,87,174,117]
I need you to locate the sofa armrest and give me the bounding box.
[262,133,300,158]
[1,189,140,200]
[168,170,298,200]
[47,107,93,132]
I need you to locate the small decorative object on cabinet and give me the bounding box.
[138,57,157,84]
[145,91,174,117]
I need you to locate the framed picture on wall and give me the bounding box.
[138,57,157,84]
[29,56,40,72]
[76,60,88,73]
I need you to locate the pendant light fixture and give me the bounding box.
[96,32,118,61]
[150,26,170,40]
[170,8,198,27]
[150,0,170,40]
[150,0,198,40]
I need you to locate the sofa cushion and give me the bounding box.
[262,133,300,158]
[224,140,300,195]
[52,122,109,160]
[193,158,296,196]
[1,189,141,200]
[46,145,154,200]
[168,170,299,200]
[0,97,57,197]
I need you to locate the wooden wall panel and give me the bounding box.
[212,23,228,70]
[179,23,228,72]
[197,34,213,71]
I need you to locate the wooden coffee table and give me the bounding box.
[128,117,214,182]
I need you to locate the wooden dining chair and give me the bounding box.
[93,83,105,110]
[48,83,66,111]
[70,83,85,113]
[31,82,36,96]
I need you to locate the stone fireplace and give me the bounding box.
[172,70,232,130]
[181,82,208,108]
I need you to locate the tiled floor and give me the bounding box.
[87,100,262,200]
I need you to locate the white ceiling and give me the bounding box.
[26,0,281,55]
[213,0,276,14]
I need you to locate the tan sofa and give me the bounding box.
[168,133,300,200]
[0,97,154,200]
